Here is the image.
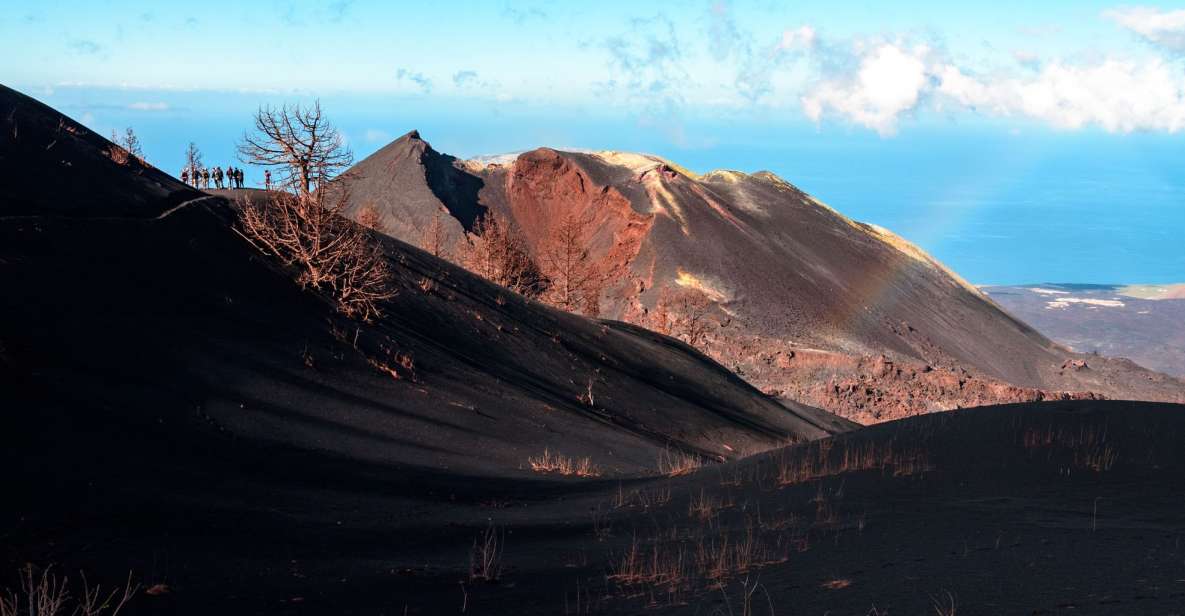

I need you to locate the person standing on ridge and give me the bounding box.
[181,168,189,186]
[264,169,271,191]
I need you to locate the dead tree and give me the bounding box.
[422,209,450,259]
[653,287,716,348]
[237,100,353,196]
[106,132,130,166]
[237,187,395,321]
[121,127,143,161]
[540,212,601,316]
[184,142,202,174]
[110,128,144,163]
[462,213,543,297]
[233,100,389,319]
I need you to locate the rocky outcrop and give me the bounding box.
[767,352,1103,424]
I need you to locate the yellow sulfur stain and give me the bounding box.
[700,169,748,183]
[674,269,728,302]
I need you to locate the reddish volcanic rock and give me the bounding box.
[502,148,654,295]
[335,134,1185,423]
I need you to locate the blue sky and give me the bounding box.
[3,1,1184,284]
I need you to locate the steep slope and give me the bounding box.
[333,129,481,253]
[0,84,200,217]
[0,84,848,486]
[336,133,1185,422]
[5,86,1185,615]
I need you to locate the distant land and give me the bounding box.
[983,283,1185,378]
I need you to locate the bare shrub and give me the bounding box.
[688,488,723,521]
[0,566,138,616]
[462,213,544,297]
[608,527,781,597]
[469,523,503,582]
[235,100,377,319]
[107,128,144,167]
[105,143,130,166]
[652,287,716,348]
[658,447,705,477]
[1020,422,1117,472]
[776,438,930,486]
[540,211,601,316]
[528,449,601,477]
[236,187,395,321]
[694,529,775,582]
[608,535,688,591]
[422,209,451,259]
[366,351,415,382]
[118,127,143,162]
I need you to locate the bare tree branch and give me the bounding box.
[461,212,545,298]
[236,186,395,321]
[237,100,353,196]
[540,211,602,316]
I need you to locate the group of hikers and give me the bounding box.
[182,165,244,190]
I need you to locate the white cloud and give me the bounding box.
[793,29,1185,135]
[1106,6,1185,51]
[596,9,1185,137]
[937,58,1185,133]
[800,43,932,136]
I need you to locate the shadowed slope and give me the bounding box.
[0,85,848,483]
[4,87,1185,616]
[0,84,855,613]
[0,84,199,217]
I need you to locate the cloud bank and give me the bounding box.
[690,4,1185,136]
[793,34,1185,135]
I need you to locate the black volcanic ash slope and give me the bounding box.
[7,85,1185,616]
[0,83,848,486]
[0,85,201,217]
